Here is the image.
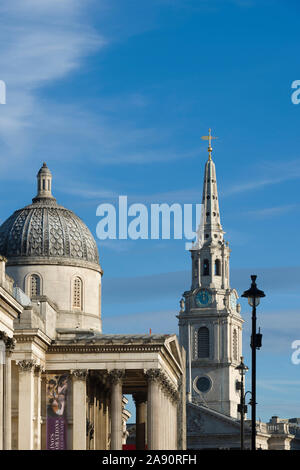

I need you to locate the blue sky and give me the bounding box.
[0,0,300,423]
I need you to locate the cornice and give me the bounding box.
[47,343,162,354]
[0,286,23,317]
[31,295,59,312]
[191,359,231,368]
[13,329,52,349]
[179,310,229,320]
[7,257,103,274]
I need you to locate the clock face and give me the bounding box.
[195,289,212,307]
[230,292,236,311]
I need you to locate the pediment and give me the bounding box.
[165,335,183,368]
[187,402,240,436]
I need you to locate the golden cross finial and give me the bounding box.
[201,128,218,160]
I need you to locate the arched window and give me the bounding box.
[233,329,238,361]
[198,327,209,358]
[214,259,221,276]
[30,274,41,297]
[73,277,83,309]
[203,259,209,276]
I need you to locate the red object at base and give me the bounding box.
[122,444,136,450]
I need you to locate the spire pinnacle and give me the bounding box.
[201,128,218,160]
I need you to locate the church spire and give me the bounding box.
[201,148,224,246]
[194,129,224,247]
[32,162,56,203]
[178,131,242,419]
[191,129,229,291]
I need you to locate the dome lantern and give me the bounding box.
[32,162,56,203]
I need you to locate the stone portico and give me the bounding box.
[8,324,185,450]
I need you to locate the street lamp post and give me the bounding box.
[235,356,248,450]
[242,275,265,451]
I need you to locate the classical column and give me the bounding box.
[166,391,170,449]
[71,369,87,450]
[105,393,111,450]
[17,360,36,450]
[0,344,3,450]
[146,369,162,450]
[163,377,172,449]
[171,394,176,449]
[177,351,186,451]
[41,372,47,450]
[92,395,97,450]
[34,365,44,450]
[108,370,124,450]
[161,387,166,449]
[96,395,101,450]
[3,337,15,450]
[149,370,179,450]
[105,377,111,450]
[98,391,105,450]
[133,393,147,450]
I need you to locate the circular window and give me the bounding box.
[195,376,212,394]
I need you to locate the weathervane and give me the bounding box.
[201,128,218,160]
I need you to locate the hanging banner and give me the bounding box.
[46,373,70,450]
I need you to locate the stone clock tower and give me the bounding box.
[178,130,243,419]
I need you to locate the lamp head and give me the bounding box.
[235,356,248,376]
[241,274,265,306]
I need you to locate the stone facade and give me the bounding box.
[0,256,22,449]
[0,164,185,450]
[178,149,243,418]
[178,141,300,451]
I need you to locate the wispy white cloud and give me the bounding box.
[222,158,300,196]
[0,0,203,174]
[60,186,117,200]
[258,379,300,392]
[56,177,202,208]
[0,0,105,169]
[246,204,299,219]
[223,175,294,196]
